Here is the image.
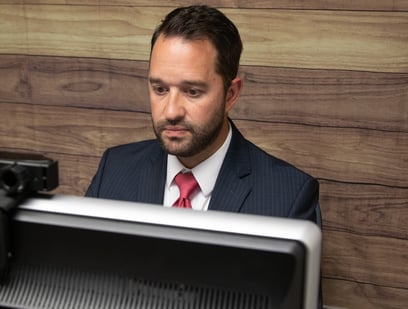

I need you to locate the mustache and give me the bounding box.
[155,119,194,132]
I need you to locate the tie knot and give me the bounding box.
[174,172,198,198]
[173,172,199,208]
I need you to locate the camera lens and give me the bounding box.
[0,165,30,194]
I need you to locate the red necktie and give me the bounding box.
[173,172,199,208]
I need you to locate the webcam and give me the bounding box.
[0,152,58,195]
[0,152,58,284]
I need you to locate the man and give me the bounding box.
[87,6,322,307]
[86,5,320,222]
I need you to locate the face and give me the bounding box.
[148,35,242,168]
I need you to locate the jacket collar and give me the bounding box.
[208,120,252,212]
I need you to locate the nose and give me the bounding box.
[164,89,185,121]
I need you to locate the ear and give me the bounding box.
[225,77,243,113]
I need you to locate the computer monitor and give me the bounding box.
[0,194,321,309]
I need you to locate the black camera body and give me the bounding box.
[0,152,59,284]
[0,152,58,195]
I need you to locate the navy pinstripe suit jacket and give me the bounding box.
[86,121,320,224]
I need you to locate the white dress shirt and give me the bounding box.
[163,125,232,211]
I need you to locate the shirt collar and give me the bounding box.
[166,124,232,196]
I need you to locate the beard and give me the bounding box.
[152,103,225,158]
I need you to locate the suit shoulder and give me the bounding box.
[101,139,163,165]
[246,140,314,181]
[243,140,319,220]
[105,139,159,156]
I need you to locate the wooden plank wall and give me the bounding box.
[0,1,407,308]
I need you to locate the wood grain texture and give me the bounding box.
[237,66,408,132]
[323,278,408,309]
[1,55,407,132]
[323,230,408,288]
[1,103,407,188]
[239,122,408,188]
[319,181,408,240]
[0,55,151,112]
[2,0,408,11]
[1,5,407,72]
[0,103,155,157]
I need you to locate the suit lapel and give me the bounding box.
[208,121,252,213]
[134,143,167,205]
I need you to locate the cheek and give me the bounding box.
[149,99,161,120]
[192,100,224,122]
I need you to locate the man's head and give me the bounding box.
[150,5,242,92]
[148,5,243,168]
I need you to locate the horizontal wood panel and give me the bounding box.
[238,66,408,132]
[0,55,151,113]
[319,180,408,240]
[1,103,407,188]
[322,230,408,288]
[323,278,408,309]
[239,123,408,188]
[235,9,408,72]
[1,55,407,132]
[1,6,407,72]
[0,103,156,157]
[0,5,158,61]
[2,0,408,11]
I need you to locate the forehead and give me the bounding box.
[149,35,219,82]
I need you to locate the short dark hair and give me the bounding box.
[150,5,243,91]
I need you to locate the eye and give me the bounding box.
[152,85,168,95]
[185,88,202,97]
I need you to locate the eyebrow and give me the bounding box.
[149,77,208,89]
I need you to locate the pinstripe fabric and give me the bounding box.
[86,121,319,222]
[85,121,322,308]
[86,139,167,205]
